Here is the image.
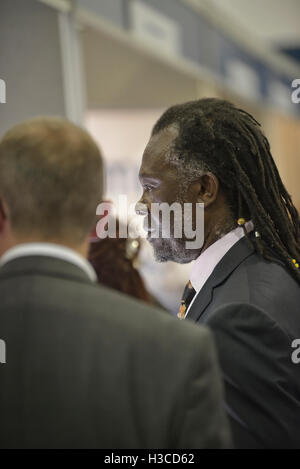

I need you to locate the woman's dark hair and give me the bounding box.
[89,228,152,304]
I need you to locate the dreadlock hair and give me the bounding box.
[152,98,300,285]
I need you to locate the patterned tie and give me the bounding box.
[177,280,197,320]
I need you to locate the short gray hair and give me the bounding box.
[0,117,103,243]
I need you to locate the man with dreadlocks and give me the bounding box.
[136,98,300,449]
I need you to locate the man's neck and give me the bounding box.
[201,217,236,255]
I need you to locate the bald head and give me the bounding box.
[0,117,103,245]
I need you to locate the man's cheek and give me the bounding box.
[152,191,163,203]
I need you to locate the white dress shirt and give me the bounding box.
[185,220,254,318]
[0,243,97,283]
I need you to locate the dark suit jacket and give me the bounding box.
[187,234,300,449]
[0,255,231,449]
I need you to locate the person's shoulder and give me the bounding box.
[229,251,300,307]
[73,282,217,376]
[206,301,296,351]
[0,260,215,362]
[244,250,299,290]
[89,282,213,346]
[241,254,300,328]
[206,301,294,373]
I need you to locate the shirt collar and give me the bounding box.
[0,242,97,283]
[190,220,254,293]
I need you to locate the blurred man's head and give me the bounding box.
[0,117,103,256]
[137,98,300,284]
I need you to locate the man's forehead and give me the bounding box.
[141,125,179,174]
[147,124,178,153]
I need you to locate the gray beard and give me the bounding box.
[148,187,201,264]
[149,237,200,264]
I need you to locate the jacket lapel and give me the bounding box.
[187,235,256,323]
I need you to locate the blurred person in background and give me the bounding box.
[89,217,161,306]
[137,98,300,449]
[0,117,231,449]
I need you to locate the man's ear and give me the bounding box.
[190,172,219,206]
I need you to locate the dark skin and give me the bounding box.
[136,125,234,263]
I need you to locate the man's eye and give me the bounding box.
[144,185,153,192]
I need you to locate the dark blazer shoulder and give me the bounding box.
[188,235,300,337]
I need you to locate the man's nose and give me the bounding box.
[135,200,148,216]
